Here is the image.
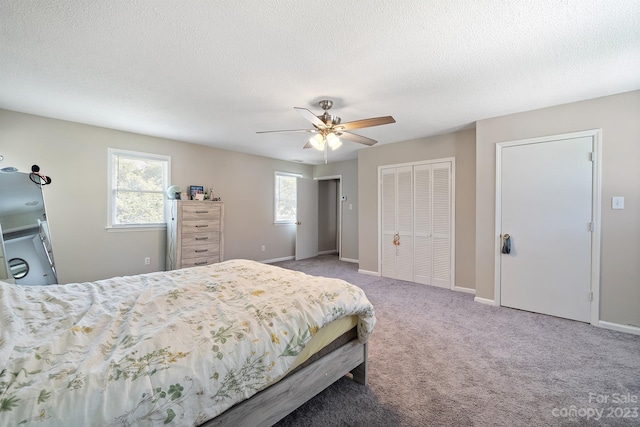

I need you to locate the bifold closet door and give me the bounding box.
[430,163,452,288]
[413,165,432,285]
[381,166,413,281]
[381,169,396,278]
[381,161,452,287]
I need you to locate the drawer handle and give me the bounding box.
[195,237,209,241]
[195,224,209,228]
[195,210,209,214]
[195,261,208,265]
[195,249,209,253]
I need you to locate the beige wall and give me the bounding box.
[0,109,311,284]
[475,90,640,327]
[314,159,359,262]
[357,129,476,289]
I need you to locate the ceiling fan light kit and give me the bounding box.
[326,133,342,150]
[257,99,395,163]
[308,131,342,151]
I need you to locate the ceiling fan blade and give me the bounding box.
[256,129,317,134]
[294,107,325,128]
[338,116,396,131]
[340,131,378,146]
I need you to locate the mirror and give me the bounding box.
[0,171,57,285]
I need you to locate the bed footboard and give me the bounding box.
[203,340,368,427]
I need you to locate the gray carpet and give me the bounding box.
[272,255,640,427]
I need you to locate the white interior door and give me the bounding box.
[414,163,452,288]
[295,178,318,260]
[396,167,414,281]
[431,164,452,288]
[381,169,397,278]
[381,167,413,280]
[381,161,453,287]
[413,165,432,285]
[500,136,594,322]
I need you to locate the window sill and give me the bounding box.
[106,224,167,233]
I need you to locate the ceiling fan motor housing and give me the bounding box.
[319,112,341,127]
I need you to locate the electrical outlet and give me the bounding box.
[261,245,266,252]
[144,257,150,265]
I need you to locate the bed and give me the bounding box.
[0,259,376,426]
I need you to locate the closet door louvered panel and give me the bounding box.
[431,163,451,287]
[396,167,413,281]
[381,169,397,278]
[396,234,413,281]
[413,164,432,285]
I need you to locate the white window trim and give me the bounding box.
[107,148,171,231]
[274,171,302,225]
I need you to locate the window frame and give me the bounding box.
[274,171,302,225]
[107,148,171,231]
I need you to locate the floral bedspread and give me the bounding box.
[0,259,375,426]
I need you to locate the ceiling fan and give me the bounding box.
[257,100,396,163]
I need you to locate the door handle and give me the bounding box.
[393,232,400,256]
[501,234,511,254]
[296,221,302,225]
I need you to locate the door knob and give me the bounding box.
[296,221,302,225]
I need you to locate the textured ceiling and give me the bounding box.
[1,1,639,164]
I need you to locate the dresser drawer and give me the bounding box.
[181,204,221,221]
[181,231,220,247]
[180,220,220,233]
[181,255,219,268]
[181,245,220,260]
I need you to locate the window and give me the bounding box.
[108,148,170,229]
[274,172,301,224]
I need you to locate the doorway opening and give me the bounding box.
[318,178,341,257]
[295,175,343,261]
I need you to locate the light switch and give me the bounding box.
[612,196,624,210]
[349,204,353,210]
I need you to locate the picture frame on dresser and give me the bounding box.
[189,185,204,200]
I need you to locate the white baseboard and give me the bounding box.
[598,320,640,336]
[318,250,338,255]
[474,296,497,306]
[358,269,380,276]
[340,257,359,264]
[454,286,476,295]
[261,256,295,264]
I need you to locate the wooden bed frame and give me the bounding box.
[203,339,368,426]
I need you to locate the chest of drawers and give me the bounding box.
[166,200,224,270]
